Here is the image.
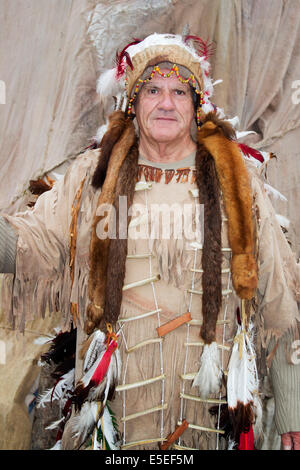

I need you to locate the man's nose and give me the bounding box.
[158,90,175,110]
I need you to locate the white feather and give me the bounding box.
[88,347,121,404]
[49,440,62,450]
[96,68,119,98]
[100,405,119,450]
[33,335,54,345]
[83,330,106,371]
[227,324,257,409]
[45,417,65,430]
[236,130,256,139]
[212,79,223,87]
[227,438,237,450]
[81,350,107,388]
[36,368,75,408]
[264,183,287,202]
[192,342,222,397]
[225,116,240,129]
[36,387,53,408]
[275,214,290,230]
[72,401,98,443]
[95,123,108,144]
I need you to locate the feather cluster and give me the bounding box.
[115,38,141,79]
[73,329,121,411]
[37,327,121,450]
[68,329,121,449]
[37,368,75,410]
[36,328,77,448]
[227,321,261,445]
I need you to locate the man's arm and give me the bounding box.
[0,148,99,327]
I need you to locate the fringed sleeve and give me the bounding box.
[0,149,99,331]
[0,216,17,274]
[244,160,300,353]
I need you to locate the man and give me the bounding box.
[0,33,299,450]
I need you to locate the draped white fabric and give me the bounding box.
[1,0,299,256]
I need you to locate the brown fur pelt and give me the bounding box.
[198,114,258,300]
[103,142,140,326]
[195,143,222,344]
[200,111,237,141]
[86,111,137,335]
[92,110,129,189]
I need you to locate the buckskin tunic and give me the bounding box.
[1,147,299,450]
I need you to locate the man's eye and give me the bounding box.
[147,88,158,95]
[175,89,186,96]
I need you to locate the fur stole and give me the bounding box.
[86,112,139,334]
[198,112,258,303]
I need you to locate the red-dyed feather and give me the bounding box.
[115,38,142,79]
[184,35,215,58]
[90,340,118,386]
[238,143,264,163]
[238,425,255,450]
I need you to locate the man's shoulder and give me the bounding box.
[62,147,101,182]
[72,147,101,171]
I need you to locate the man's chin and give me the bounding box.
[150,130,180,143]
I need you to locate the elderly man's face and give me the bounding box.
[134,70,195,144]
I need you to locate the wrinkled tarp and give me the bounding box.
[0,0,300,450]
[0,0,299,257]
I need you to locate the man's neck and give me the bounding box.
[138,135,196,163]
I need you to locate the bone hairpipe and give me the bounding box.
[122,274,160,291]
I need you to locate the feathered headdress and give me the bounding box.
[96,33,223,117]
